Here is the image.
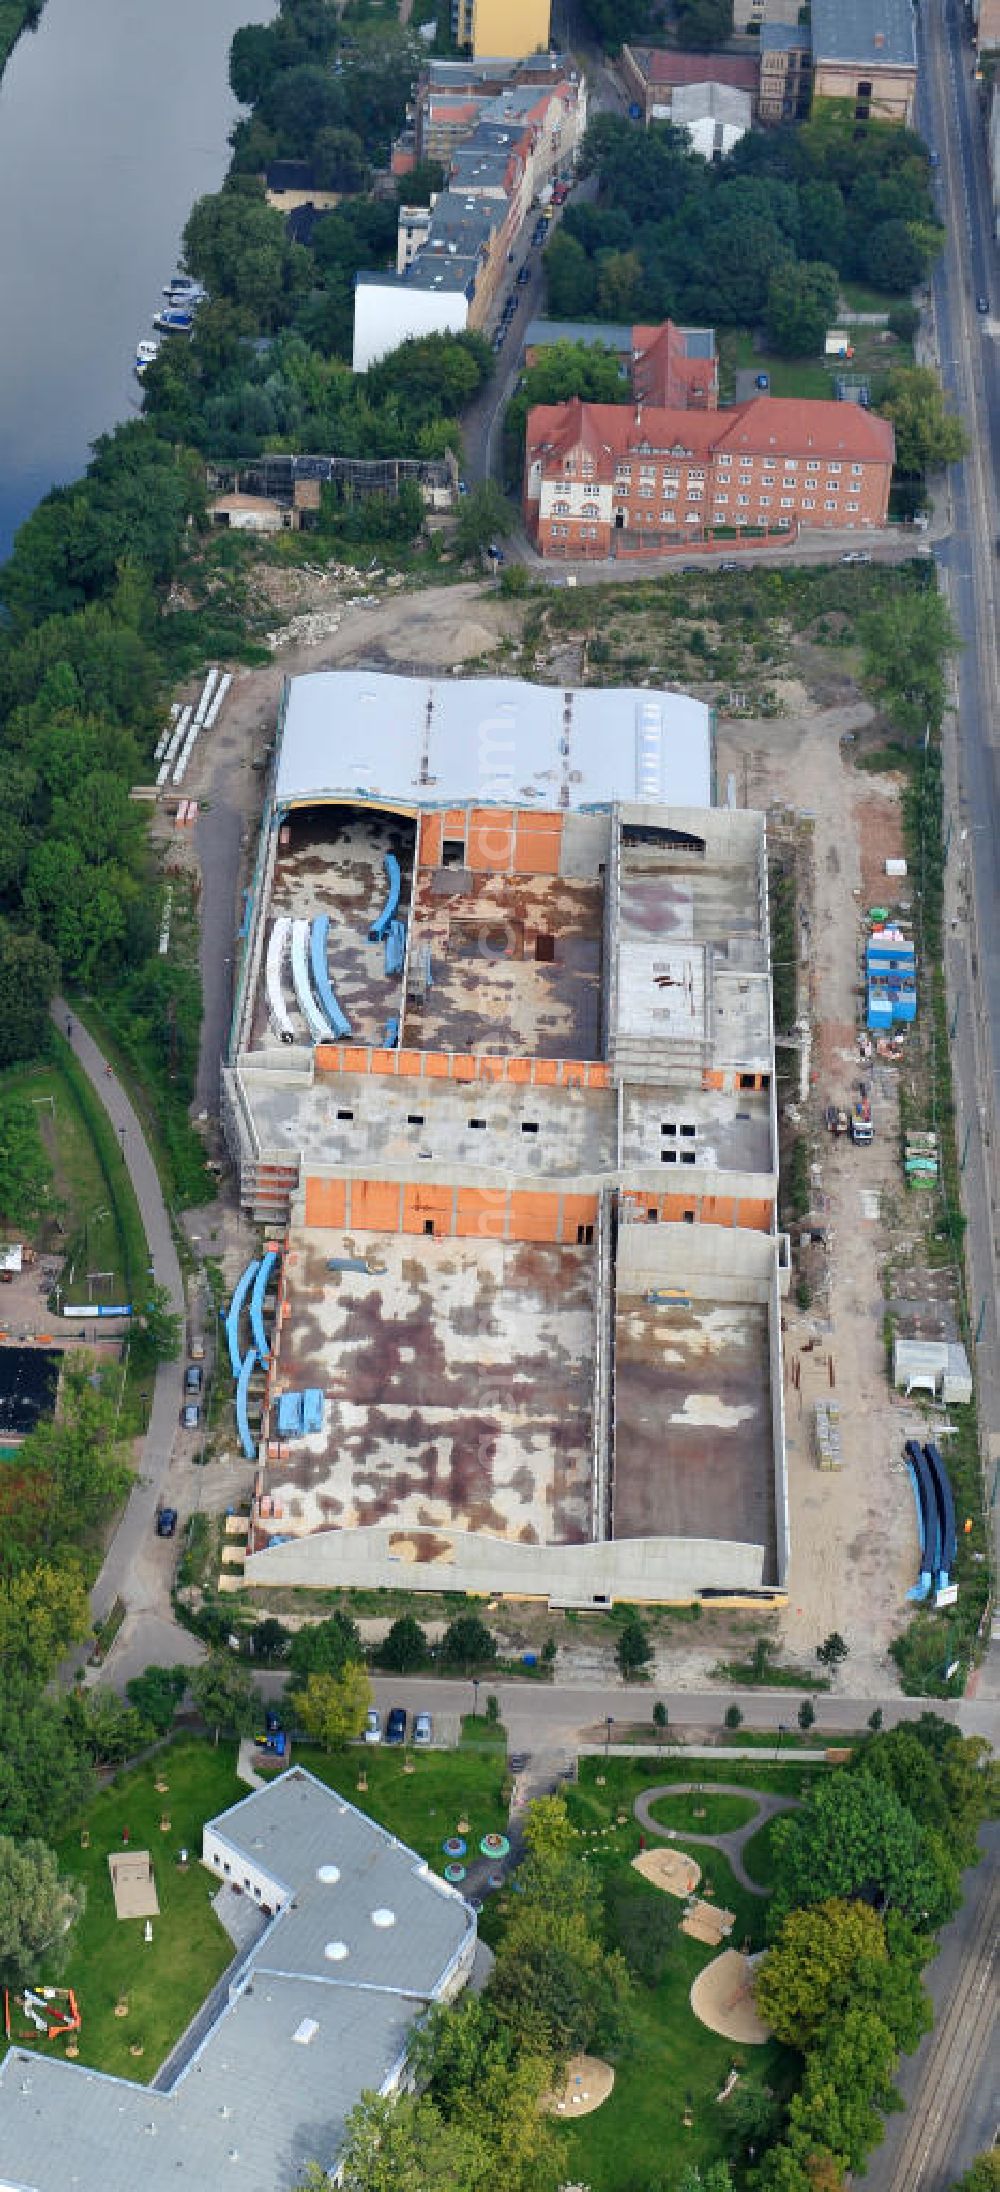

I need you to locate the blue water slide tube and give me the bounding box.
[924,1442,957,1575]
[225,1260,259,1378]
[904,1438,938,1600]
[236,1347,259,1461]
[385,1017,399,1048]
[250,1249,278,1362]
[385,918,406,977]
[369,852,401,943]
[309,914,352,1039]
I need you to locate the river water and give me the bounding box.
[0,0,276,559]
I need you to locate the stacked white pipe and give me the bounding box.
[156,705,192,788]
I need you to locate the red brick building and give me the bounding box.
[524,394,895,557]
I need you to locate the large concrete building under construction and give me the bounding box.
[222,671,788,1607]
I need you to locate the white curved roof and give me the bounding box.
[275,670,713,814]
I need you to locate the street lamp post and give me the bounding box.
[118,1126,126,1161]
[472,1678,480,1719]
[776,1720,788,1762]
[605,1714,614,1758]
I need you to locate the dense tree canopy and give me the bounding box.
[0,1835,85,1989]
[768,1771,959,1932]
[561,114,941,337]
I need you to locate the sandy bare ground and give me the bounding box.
[543,2054,615,2117]
[717,705,923,1693]
[633,1847,702,1897]
[690,1951,771,2044]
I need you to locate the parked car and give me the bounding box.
[719,560,739,573]
[155,1507,178,1537]
[517,266,531,285]
[364,1708,382,1745]
[841,550,872,565]
[977,294,990,313]
[487,542,505,564]
[189,1337,206,1361]
[184,1363,203,1393]
[385,1706,407,1745]
[181,1402,201,1430]
[413,1712,433,1746]
[755,372,770,390]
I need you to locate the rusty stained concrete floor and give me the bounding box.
[265,1229,595,1550]
[612,1296,775,1569]
[253,808,415,1051]
[406,866,603,1060]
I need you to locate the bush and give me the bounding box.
[888,300,919,342]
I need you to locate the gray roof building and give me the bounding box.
[0,1769,476,2192]
[811,0,916,70]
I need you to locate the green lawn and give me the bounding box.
[555,1811,797,2190]
[741,1816,781,1891]
[291,1741,509,1874]
[0,1057,130,1304]
[39,1740,244,2084]
[645,1790,759,1836]
[570,1757,819,1830]
[719,323,912,408]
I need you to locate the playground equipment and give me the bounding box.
[4,1986,81,2043]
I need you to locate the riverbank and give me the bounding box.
[0,0,43,77]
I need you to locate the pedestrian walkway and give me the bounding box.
[52,1001,186,1629]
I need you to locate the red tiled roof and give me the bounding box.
[526,395,894,468]
[714,397,894,461]
[631,47,760,89]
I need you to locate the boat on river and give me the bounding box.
[152,306,194,334]
[134,337,161,376]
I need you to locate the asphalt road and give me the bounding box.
[919,0,1000,1521]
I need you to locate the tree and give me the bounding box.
[522,1795,576,1864]
[0,925,59,1069]
[675,0,733,46]
[879,365,969,474]
[313,126,369,194]
[765,261,840,356]
[0,1093,53,1228]
[798,1698,816,1731]
[653,1699,669,1746]
[440,1613,496,1670]
[125,1663,188,1734]
[863,216,928,292]
[190,1651,258,1744]
[951,2159,1000,2192]
[868,1707,884,1732]
[182,189,301,326]
[678,2167,735,2192]
[855,1717,1000,1869]
[250,1617,291,1665]
[453,482,513,562]
[0,1681,94,1841]
[787,2004,897,2172]
[858,587,955,737]
[67,1686,148,1766]
[755,1897,888,2049]
[397,158,444,207]
[337,2090,491,2192]
[543,229,598,318]
[725,1704,744,1730]
[288,1611,363,1685]
[0,1835,85,1989]
[295,1664,372,1750]
[0,1558,91,1681]
[378,1614,428,1673]
[131,1282,183,1364]
[616,1614,652,1679]
[768,1770,958,1933]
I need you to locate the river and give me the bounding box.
[0,0,276,560]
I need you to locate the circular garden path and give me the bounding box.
[633,1782,800,1896]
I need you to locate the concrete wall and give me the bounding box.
[244,1519,769,1600]
[616,1216,778,1298]
[353,281,468,373]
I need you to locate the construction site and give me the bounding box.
[220,670,788,1607]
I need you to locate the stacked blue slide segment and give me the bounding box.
[309,914,351,1039]
[224,1252,281,1462]
[923,1442,957,1593]
[904,1438,940,1601]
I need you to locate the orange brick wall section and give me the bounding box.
[301,1178,599,1243]
[415,808,565,877]
[314,1046,610,1089]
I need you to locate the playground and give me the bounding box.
[555,1756,812,2192]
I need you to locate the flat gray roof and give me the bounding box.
[274,672,713,814]
[0,1769,473,2192]
[811,0,916,68]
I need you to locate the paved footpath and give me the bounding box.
[51,1001,199,1653]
